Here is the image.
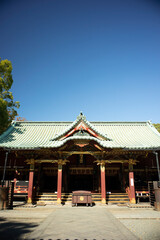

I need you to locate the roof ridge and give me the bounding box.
[91,121,148,124]
[147,121,160,137]
[13,121,73,124]
[12,120,149,125]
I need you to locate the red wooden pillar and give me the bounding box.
[14,178,17,189]
[129,171,136,204]
[100,163,106,204]
[122,163,126,192]
[27,163,34,204]
[98,172,101,193]
[14,169,19,190]
[57,164,62,204]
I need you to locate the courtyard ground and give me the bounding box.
[0,202,160,240]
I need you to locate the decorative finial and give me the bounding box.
[77,112,86,120]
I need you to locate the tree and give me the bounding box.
[154,124,160,133]
[15,116,26,121]
[0,59,20,134]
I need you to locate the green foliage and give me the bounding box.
[153,124,160,133]
[0,59,20,134]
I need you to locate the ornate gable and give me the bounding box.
[52,112,110,141]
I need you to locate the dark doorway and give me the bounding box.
[69,175,93,191]
[43,175,57,192]
[106,175,121,192]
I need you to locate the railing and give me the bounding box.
[14,181,29,197]
[135,191,149,203]
[14,186,28,194]
[126,186,150,204]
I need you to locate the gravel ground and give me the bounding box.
[108,207,160,240]
[120,219,160,240]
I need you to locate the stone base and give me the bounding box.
[27,197,32,204]
[130,198,136,204]
[36,202,46,206]
[101,198,106,204]
[57,198,61,204]
[154,202,160,211]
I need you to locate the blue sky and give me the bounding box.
[0,0,160,123]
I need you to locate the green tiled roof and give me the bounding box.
[0,115,160,150]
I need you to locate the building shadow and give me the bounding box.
[0,216,38,240]
[1,126,26,144]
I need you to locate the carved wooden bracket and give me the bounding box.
[25,159,35,165]
[52,159,69,165]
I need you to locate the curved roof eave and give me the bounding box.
[46,135,119,149]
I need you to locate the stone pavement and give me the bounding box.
[0,205,138,240]
[0,204,160,240]
[27,206,138,240]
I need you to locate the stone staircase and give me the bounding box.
[35,192,129,205]
[106,193,129,204]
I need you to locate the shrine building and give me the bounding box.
[0,113,160,205]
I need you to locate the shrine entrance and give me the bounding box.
[43,175,57,192]
[106,175,121,191]
[66,154,99,193]
[105,166,122,192]
[69,174,93,191]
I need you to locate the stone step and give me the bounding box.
[38,193,128,196]
[35,195,128,199]
[35,192,129,204]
